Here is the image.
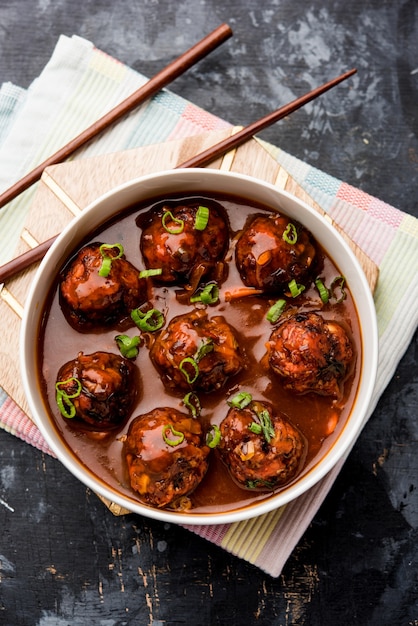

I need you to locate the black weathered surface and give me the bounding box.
[0,1,417,625]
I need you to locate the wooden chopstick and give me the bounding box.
[179,68,357,168]
[0,68,356,284]
[0,23,233,211]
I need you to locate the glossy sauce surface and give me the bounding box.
[38,194,361,515]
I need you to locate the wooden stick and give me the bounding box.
[0,23,233,211]
[0,68,356,284]
[179,68,357,168]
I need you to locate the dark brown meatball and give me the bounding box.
[138,199,230,284]
[266,311,354,396]
[60,242,147,330]
[235,213,319,293]
[149,309,244,393]
[218,400,304,490]
[55,351,138,430]
[124,407,210,509]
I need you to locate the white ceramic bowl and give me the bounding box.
[20,169,378,525]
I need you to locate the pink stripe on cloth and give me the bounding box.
[0,397,56,456]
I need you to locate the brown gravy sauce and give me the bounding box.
[38,194,361,515]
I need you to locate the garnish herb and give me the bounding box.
[266,299,286,323]
[228,391,252,409]
[194,338,214,362]
[246,479,276,490]
[179,339,214,385]
[206,424,221,448]
[162,424,185,447]
[315,278,329,304]
[252,408,275,443]
[194,205,210,231]
[161,210,184,234]
[330,275,347,303]
[98,243,124,277]
[131,307,165,332]
[179,357,199,384]
[282,222,298,244]
[183,392,201,418]
[288,279,306,298]
[190,282,219,305]
[139,268,163,278]
[55,377,82,419]
[115,334,141,359]
[248,422,262,434]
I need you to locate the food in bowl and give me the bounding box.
[21,169,377,524]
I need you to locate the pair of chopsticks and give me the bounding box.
[0,23,356,284]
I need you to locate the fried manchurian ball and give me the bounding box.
[218,400,304,491]
[124,407,210,509]
[55,351,138,430]
[149,309,244,393]
[59,242,147,330]
[266,311,354,396]
[137,199,230,284]
[235,213,319,293]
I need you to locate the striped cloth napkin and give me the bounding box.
[0,35,417,577]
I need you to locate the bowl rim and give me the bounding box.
[20,168,379,525]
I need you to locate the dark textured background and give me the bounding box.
[0,1,417,625]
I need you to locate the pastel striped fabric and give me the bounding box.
[0,35,417,577]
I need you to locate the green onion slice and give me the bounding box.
[98,243,124,277]
[288,279,306,298]
[255,408,275,443]
[206,424,221,448]
[194,339,214,362]
[115,334,141,358]
[179,357,199,384]
[282,222,298,244]
[162,424,185,447]
[139,268,162,278]
[266,299,286,323]
[228,391,252,409]
[55,377,82,419]
[248,422,262,434]
[183,392,201,418]
[131,308,165,332]
[162,210,184,234]
[194,205,210,231]
[330,275,347,303]
[190,282,219,305]
[315,278,329,304]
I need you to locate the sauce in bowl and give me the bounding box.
[37,192,361,515]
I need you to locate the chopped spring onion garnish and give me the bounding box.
[282,222,298,244]
[248,422,262,434]
[256,408,275,443]
[131,308,165,332]
[98,243,124,277]
[179,357,199,384]
[330,275,347,303]
[206,424,221,448]
[194,205,210,230]
[139,268,162,278]
[162,424,185,447]
[183,392,201,418]
[266,299,286,323]
[246,478,276,490]
[162,210,184,234]
[288,279,306,298]
[315,278,329,304]
[228,391,252,409]
[194,338,214,362]
[55,377,82,419]
[115,334,141,359]
[190,282,219,304]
